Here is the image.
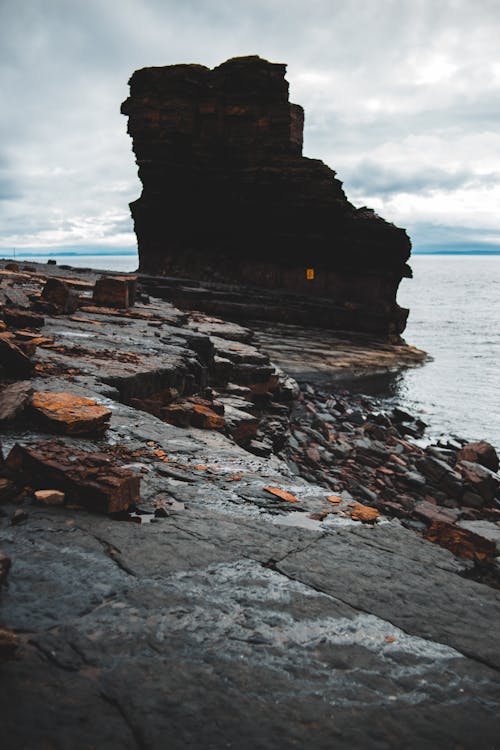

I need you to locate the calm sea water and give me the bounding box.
[396,255,500,451]
[11,254,139,273]
[347,255,500,451]
[11,252,499,450]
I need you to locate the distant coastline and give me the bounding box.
[1,249,499,259]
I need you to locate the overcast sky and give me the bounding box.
[1,0,500,256]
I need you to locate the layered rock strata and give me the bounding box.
[122,55,412,336]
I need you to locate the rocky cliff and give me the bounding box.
[121,56,412,337]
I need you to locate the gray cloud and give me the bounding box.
[1,0,500,253]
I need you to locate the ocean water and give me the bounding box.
[9,252,499,450]
[395,254,500,451]
[11,253,139,273]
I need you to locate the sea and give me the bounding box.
[8,252,500,452]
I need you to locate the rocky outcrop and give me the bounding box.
[122,55,412,337]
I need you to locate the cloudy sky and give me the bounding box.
[1,0,500,257]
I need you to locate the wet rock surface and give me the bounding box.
[0,259,500,748]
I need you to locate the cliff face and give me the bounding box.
[121,55,412,336]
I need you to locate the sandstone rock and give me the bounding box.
[457,441,499,473]
[92,276,137,308]
[423,521,497,562]
[3,308,45,329]
[31,391,112,435]
[189,403,225,430]
[40,277,79,313]
[34,489,65,506]
[122,56,411,336]
[349,503,380,523]
[0,381,33,421]
[0,334,34,378]
[5,441,140,514]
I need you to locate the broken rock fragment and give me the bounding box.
[40,277,79,314]
[34,489,65,505]
[0,381,33,421]
[457,441,499,473]
[92,276,137,308]
[0,334,34,378]
[31,391,111,435]
[5,441,140,514]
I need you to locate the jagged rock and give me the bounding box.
[40,277,79,314]
[0,381,33,421]
[457,461,499,503]
[122,56,411,336]
[457,441,499,472]
[0,334,34,378]
[5,441,140,514]
[31,391,112,435]
[92,276,137,308]
[223,404,259,444]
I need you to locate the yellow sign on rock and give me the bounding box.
[306,268,315,280]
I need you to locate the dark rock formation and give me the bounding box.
[122,56,412,337]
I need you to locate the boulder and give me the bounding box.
[40,277,79,314]
[5,441,140,514]
[457,441,499,473]
[92,276,137,308]
[31,391,112,435]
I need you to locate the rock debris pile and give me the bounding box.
[284,385,500,566]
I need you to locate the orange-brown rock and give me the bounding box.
[31,391,112,435]
[423,521,497,562]
[457,441,499,473]
[3,308,44,329]
[92,276,137,308]
[34,489,65,505]
[122,56,412,337]
[5,441,140,514]
[349,503,380,523]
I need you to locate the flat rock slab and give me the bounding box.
[31,391,111,434]
[5,441,140,514]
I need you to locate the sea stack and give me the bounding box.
[121,55,412,336]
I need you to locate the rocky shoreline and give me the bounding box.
[1,259,500,748]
